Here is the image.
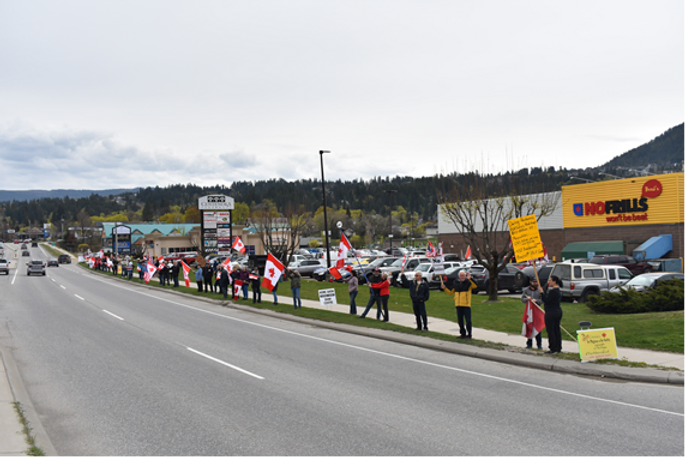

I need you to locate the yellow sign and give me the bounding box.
[508,215,544,262]
[577,327,618,362]
[562,172,684,228]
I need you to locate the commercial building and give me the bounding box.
[438,172,684,262]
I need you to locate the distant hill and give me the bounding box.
[0,188,140,202]
[602,123,683,170]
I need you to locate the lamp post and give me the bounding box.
[384,189,397,253]
[319,150,331,268]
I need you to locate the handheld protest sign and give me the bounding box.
[508,215,545,263]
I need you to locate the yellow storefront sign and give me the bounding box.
[508,214,544,262]
[563,172,684,228]
[577,327,618,362]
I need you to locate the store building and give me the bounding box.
[438,172,684,262]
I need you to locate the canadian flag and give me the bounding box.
[181,261,191,287]
[221,257,233,273]
[335,233,352,269]
[88,257,95,269]
[232,237,246,254]
[233,280,243,296]
[522,299,546,339]
[465,245,472,260]
[400,254,407,271]
[144,262,157,284]
[328,266,342,280]
[261,253,285,292]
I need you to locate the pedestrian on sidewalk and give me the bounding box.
[521,277,543,349]
[171,261,180,287]
[240,265,250,300]
[410,271,430,331]
[370,272,391,322]
[343,270,358,315]
[441,270,477,339]
[360,268,383,319]
[231,265,241,299]
[272,275,280,305]
[289,269,302,309]
[219,265,230,298]
[539,275,563,354]
[195,265,204,292]
[203,263,215,293]
[251,267,262,303]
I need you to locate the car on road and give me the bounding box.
[0,258,9,275]
[22,250,30,257]
[27,260,46,276]
[58,254,72,264]
[31,242,38,247]
[20,243,27,250]
[609,272,684,293]
[48,258,59,267]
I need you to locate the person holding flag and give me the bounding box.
[250,267,262,303]
[261,252,285,305]
[521,277,544,349]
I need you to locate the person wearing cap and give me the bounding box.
[359,268,383,319]
[521,277,543,349]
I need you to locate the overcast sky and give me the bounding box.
[0,0,682,191]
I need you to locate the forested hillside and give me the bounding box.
[603,123,683,169]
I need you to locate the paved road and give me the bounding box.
[0,246,683,455]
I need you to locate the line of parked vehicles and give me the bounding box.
[291,246,682,302]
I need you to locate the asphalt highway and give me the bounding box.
[0,245,682,455]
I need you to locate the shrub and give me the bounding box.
[586,279,684,314]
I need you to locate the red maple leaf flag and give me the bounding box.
[181,260,192,287]
[328,266,342,280]
[465,245,472,260]
[335,233,353,269]
[232,237,246,254]
[261,253,285,292]
[522,298,546,339]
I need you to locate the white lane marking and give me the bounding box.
[74,294,85,300]
[11,267,18,285]
[186,347,264,380]
[60,285,66,290]
[103,310,125,321]
[84,273,683,417]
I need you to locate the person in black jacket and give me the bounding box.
[409,271,430,331]
[539,275,563,354]
[250,268,262,303]
[203,263,215,293]
[218,266,230,298]
[171,261,180,287]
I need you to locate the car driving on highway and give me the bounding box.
[27,260,46,276]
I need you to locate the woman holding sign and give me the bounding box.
[539,275,563,354]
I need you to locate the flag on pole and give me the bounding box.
[426,241,438,258]
[465,245,472,260]
[522,299,546,339]
[232,236,246,254]
[261,253,285,292]
[144,261,157,284]
[400,254,407,272]
[335,233,353,269]
[181,261,191,287]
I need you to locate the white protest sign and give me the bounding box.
[318,288,337,307]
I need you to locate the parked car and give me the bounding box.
[646,258,683,273]
[609,272,684,293]
[387,257,433,287]
[312,266,351,282]
[588,254,653,276]
[27,260,46,276]
[288,259,324,277]
[411,261,464,288]
[549,262,633,302]
[0,258,9,275]
[58,254,72,264]
[515,262,557,290]
[462,264,523,294]
[47,258,59,267]
[353,257,399,284]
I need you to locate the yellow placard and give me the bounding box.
[576,328,618,362]
[508,214,544,262]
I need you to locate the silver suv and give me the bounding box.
[0,258,9,275]
[27,260,46,276]
[550,262,632,302]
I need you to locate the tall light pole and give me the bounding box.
[319,150,331,268]
[384,189,397,253]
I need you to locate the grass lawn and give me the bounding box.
[71,256,683,355]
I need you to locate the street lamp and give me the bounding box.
[384,189,397,253]
[319,150,331,268]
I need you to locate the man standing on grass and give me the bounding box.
[440,270,477,339]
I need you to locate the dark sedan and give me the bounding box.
[437,264,523,294]
[47,258,59,267]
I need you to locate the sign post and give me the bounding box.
[198,195,234,257]
[577,328,619,362]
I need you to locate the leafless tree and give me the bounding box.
[251,200,309,266]
[438,173,559,301]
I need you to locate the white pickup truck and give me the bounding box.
[549,262,633,302]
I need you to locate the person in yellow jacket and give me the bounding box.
[441,270,477,339]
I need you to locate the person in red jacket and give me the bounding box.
[371,272,391,322]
